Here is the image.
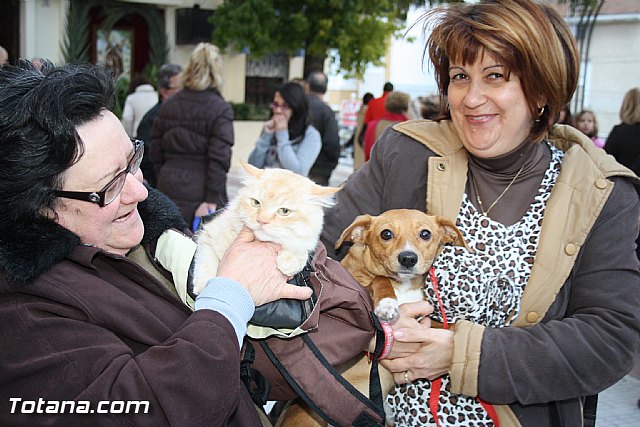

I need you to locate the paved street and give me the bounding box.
[598,374,640,426]
[228,157,640,425]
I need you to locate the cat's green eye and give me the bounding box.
[250,198,261,207]
[278,207,291,216]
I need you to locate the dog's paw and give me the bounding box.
[276,250,307,277]
[375,298,400,323]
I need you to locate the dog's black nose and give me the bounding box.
[398,251,418,268]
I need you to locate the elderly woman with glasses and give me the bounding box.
[0,61,362,425]
[248,81,322,176]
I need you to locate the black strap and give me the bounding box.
[300,333,384,418]
[259,317,385,426]
[259,338,342,426]
[583,394,598,427]
[240,341,271,408]
[368,313,386,411]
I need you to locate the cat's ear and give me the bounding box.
[310,185,341,197]
[240,161,264,178]
[335,214,373,249]
[309,184,341,207]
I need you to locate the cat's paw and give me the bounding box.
[191,276,207,296]
[277,250,307,277]
[375,298,400,323]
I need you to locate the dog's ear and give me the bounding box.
[335,214,373,249]
[437,217,473,252]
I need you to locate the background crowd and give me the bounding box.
[5,36,635,228]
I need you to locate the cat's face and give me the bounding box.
[236,164,339,243]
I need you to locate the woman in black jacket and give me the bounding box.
[151,43,234,225]
[606,87,640,175]
[606,87,640,261]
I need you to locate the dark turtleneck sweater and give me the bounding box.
[466,141,551,226]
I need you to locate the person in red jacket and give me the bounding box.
[364,81,394,125]
[363,91,411,161]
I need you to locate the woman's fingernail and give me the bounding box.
[394,330,405,339]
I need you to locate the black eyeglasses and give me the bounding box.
[54,138,144,207]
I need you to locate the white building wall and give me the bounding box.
[327,6,438,111]
[584,17,640,139]
[20,0,66,63]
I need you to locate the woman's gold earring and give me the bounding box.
[535,106,545,123]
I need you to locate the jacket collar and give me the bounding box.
[0,186,187,287]
[135,84,156,93]
[394,120,639,181]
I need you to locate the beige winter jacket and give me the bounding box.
[395,120,638,425]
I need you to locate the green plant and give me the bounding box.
[230,102,250,120]
[211,0,416,78]
[142,63,158,89]
[230,103,271,121]
[250,104,271,121]
[61,1,91,63]
[113,76,130,119]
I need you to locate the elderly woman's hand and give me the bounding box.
[216,227,313,306]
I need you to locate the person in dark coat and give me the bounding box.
[136,63,183,187]
[605,86,640,260]
[151,43,233,225]
[0,61,377,426]
[306,71,340,186]
[605,87,640,175]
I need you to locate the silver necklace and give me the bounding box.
[471,163,525,216]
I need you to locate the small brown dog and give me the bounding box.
[276,209,469,426]
[336,209,468,324]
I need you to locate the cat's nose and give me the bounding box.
[257,217,270,225]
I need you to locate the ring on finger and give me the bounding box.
[404,370,410,383]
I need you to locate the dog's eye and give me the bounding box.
[278,207,291,216]
[420,229,432,240]
[250,198,261,207]
[380,229,394,240]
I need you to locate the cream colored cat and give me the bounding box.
[192,162,340,295]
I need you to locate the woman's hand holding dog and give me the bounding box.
[365,301,432,355]
[379,301,454,384]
